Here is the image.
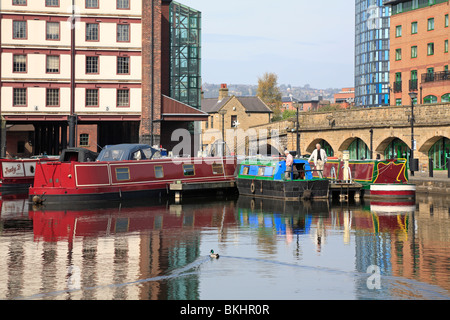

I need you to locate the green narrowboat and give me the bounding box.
[236,158,330,201]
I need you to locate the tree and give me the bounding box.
[257,72,282,113]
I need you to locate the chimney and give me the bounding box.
[218,83,229,101]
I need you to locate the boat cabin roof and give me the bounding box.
[97,144,161,162]
[239,158,314,180]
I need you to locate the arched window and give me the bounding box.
[348,138,370,160]
[423,95,438,104]
[441,93,450,103]
[428,137,450,170]
[384,138,410,160]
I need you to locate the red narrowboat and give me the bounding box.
[29,144,237,204]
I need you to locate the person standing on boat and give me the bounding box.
[309,144,327,178]
[285,150,294,180]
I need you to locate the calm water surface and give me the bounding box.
[0,193,449,300]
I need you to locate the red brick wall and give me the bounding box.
[77,124,97,153]
[390,2,450,105]
[140,0,162,146]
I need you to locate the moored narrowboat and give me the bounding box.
[311,158,416,199]
[29,144,237,204]
[236,157,330,201]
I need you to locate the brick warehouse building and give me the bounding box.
[0,0,205,158]
[384,0,449,106]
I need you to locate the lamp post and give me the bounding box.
[295,103,301,157]
[408,91,417,176]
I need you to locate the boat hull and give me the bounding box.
[236,178,330,201]
[364,184,416,200]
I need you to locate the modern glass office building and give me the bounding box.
[355,0,391,108]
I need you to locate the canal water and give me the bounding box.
[0,193,449,300]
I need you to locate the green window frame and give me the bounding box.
[396,99,402,106]
[423,95,438,104]
[411,45,417,58]
[395,48,402,61]
[442,93,450,103]
[445,40,449,53]
[411,21,418,34]
[446,14,449,28]
[427,42,434,55]
[428,18,434,31]
[445,65,449,72]
[411,70,418,80]
[396,25,402,37]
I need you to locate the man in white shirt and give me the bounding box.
[309,144,327,178]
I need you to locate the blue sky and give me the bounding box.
[180,0,355,89]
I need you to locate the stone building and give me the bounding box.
[201,84,273,154]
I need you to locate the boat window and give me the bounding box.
[257,167,265,176]
[212,163,224,175]
[264,167,274,177]
[183,164,195,176]
[241,166,250,175]
[142,148,153,159]
[154,166,164,178]
[100,149,125,161]
[116,167,130,181]
[132,150,142,160]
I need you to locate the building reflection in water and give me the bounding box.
[0,193,449,300]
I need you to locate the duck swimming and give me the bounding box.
[210,250,219,259]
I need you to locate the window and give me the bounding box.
[86,56,99,74]
[428,18,434,31]
[154,166,164,178]
[86,23,99,41]
[423,95,438,104]
[46,88,59,107]
[13,21,27,39]
[115,167,130,181]
[445,65,449,72]
[183,164,195,176]
[395,48,402,61]
[411,46,417,58]
[411,21,418,34]
[241,166,250,175]
[427,42,434,55]
[117,24,129,42]
[445,40,449,53]
[231,115,237,128]
[117,0,129,9]
[85,0,98,8]
[13,54,26,73]
[446,14,449,28]
[85,89,99,107]
[46,55,59,73]
[212,163,224,175]
[412,0,419,9]
[395,25,402,37]
[442,94,450,103]
[79,134,89,146]
[13,88,27,106]
[396,99,402,106]
[12,0,26,5]
[210,116,214,129]
[46,22,60,40]
[117,56,129,74]
[45,0,59,7]
[117,89,129,107]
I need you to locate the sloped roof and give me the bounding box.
[201,96,272,114]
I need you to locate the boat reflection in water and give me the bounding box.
[0,194,449,300]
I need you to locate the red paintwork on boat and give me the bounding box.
[311,159,409,184]
[29,156,237,200]
[0,158,57,195]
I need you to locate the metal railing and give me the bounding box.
[421,71,450,83]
